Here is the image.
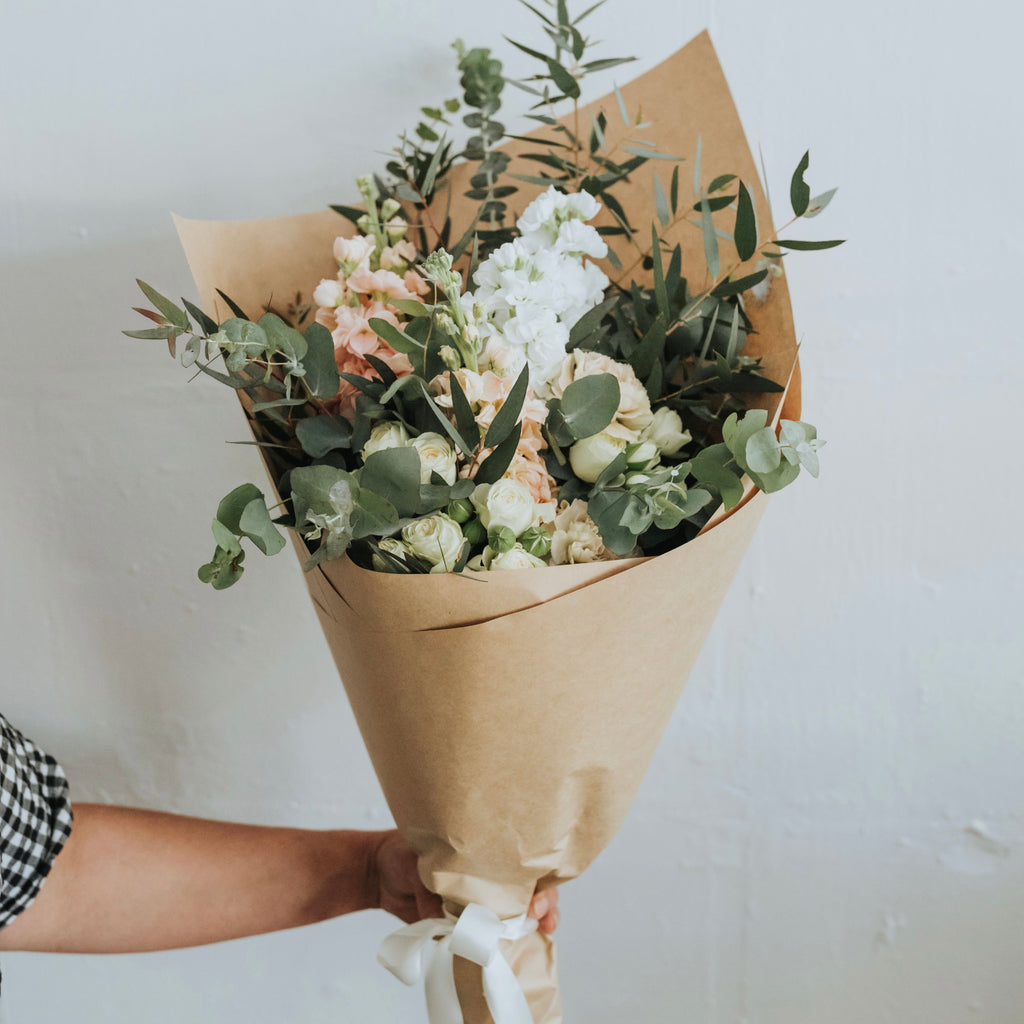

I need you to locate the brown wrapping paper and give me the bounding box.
[174,33,800,1023]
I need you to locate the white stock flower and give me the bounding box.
[641,406,691,457]
[479,334,526,380]
[401,512,465,570]
[569,431,628,484]
[516,186,601,246]
[410,432,458,485]
[471,479,538,537]
[549,499,608,565]
[334,235,375,270]
[489,544,548,570]
[361,421,410,461]
[313,278,344,308]
[553,218,608,259]
[500,305,570,391]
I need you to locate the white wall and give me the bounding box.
[2,0,1022,1020]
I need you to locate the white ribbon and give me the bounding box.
[378,903,538,1024]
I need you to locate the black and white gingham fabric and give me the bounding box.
[0,713,73,929]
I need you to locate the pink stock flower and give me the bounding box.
[347,266,422,303]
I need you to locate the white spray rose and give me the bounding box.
[410,432,458,485]
[549,499,608,565]
[641,406,691,457]
[569,431,629,484]
[361,421,410,461]
[471,479,538,537]
[489,544,548,570]
[401,512,465,570]
[372,536,413,571]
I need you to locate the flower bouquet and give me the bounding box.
[127,5,840,1020]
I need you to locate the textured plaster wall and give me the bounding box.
[1,0,1022,1021]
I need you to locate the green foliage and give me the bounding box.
[559,373,620,439]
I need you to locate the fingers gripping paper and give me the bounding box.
[176,33,798,1024]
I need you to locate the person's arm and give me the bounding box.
[0,804,557,954]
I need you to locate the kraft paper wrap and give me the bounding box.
[174,33,800,1023]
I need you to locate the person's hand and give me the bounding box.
[369,830,560,934]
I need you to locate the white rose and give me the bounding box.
[489,544,548,570]
[641,406,691,457]
[569,431,628,484]
[372,536,413,571]
[550,499,608,565]
[410,431,458,484]
[361,421,410,461]
[401,512,465,570]
[625,439,661,472]
[471,479,538,537]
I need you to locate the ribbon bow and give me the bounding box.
[378,903,538,1024]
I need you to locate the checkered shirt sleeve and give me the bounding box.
[0,714,73,928]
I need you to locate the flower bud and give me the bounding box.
[356,213,372,234]
[356,175,379,204]
[439,345,461,370]
[381,198,401,220]
[488,525,517,554]
[520,525,552,559]
[447,498,474,524]
[462,517,487,546]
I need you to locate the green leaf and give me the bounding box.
[614,84,629,125]
[690,194,734,213]
[568,294,618,347]
[581,56,636,72]
[216,483,264,534]
[594,452,628,488]
[484,363,530,448]
[259,313,307,362]
[692,134,702,198]
[295,415,353,458]
[250,397,306,414]
[651,224,669,318]
[628,313,667,379]
[790,150,810,217]
[123,327,175,340]
[670,164,680,215]
[699,193,719,279]
[350,488,399,539]
[360,447,422,517]
[239,497,286,556]
[136,279,189,331]
[691,443,745,510]
[216,289,249,321]
[329,204,365,226]
[707,174,737,193]
[389,298,430,317]
[182,298,218,336]
[653,173,670,227]
[745,426,782,474]
[561,373,620,439]
[712,269,769,298]
[774,238,845,251]
[587,490,642,554]
[516,0,555,26]
[734,181,758,262]
[368,317,425,354]
[474,421,522,485]
[546,59,581,99]
[302,322,340,398]
[804,187,837,218]
[449,373,481,449]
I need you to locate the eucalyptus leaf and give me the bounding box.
[302,322,340,398]
[484,364,529,448]
[745,426,782,473]
[774,238,845,250]
[474,421,522,485]
[790,150,810,217]
[368,317,425,354]
[734,181,757,262]
[296,415,353,458]
[804,187,837,218]
[239,497,287,556]
[560,373,620,439]
[136,280,189,331]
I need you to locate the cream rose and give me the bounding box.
[641,406,691,457]
[489,544,548,570]
[361,421,410,461]
[569,431,628,484]
[371,536,413,571]
[471,479,538,537]
[410,432,458,485]
[550,499,608,565]
[401,512,464,571]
